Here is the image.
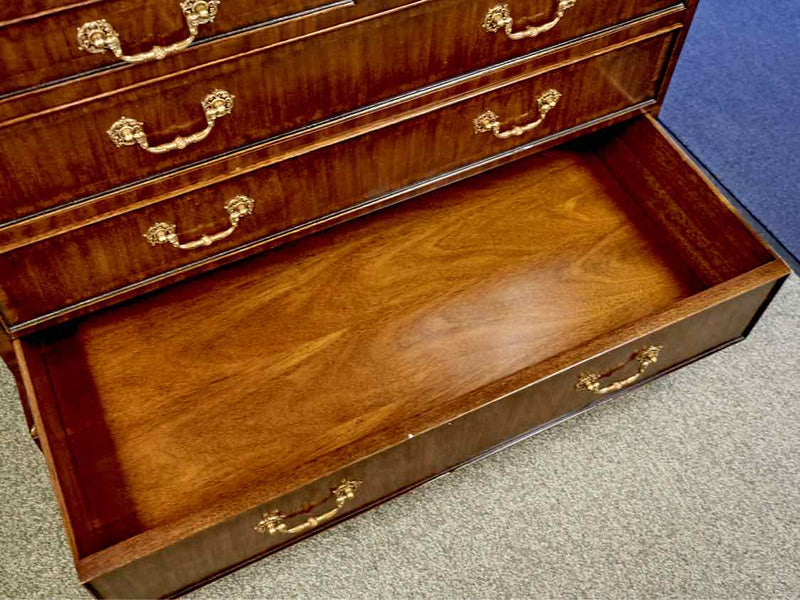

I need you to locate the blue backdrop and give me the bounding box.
[660,0,800,266]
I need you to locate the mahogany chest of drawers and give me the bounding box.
[0,0,789,597]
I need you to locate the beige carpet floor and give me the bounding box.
[1,277,798,599]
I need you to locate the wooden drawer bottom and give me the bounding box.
[17,116,787,598]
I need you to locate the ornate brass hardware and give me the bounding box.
[254,479,362,536]
[107,89,234,154]
[483,0,576,40]
[144,195,254,250]
[473,88,561,139]
[576,346,663,395]
[77,0,221,63]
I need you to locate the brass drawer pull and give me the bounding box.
[473,88,561,139]
[77,0,221,63]
[144,195,254,250]
[576,346,663,395]
[107,90,234,154]
[483,0,576,40]
[254,479,362,536]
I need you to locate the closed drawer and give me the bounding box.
[0,29,677,329]
[0,0,358,96]
[0,0,679,99]
[20,116,787,598]
[0,0,681,223]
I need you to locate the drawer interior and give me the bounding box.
[22,116,782,577]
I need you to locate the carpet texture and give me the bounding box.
[0,276,797,598]
[660,0,800,263]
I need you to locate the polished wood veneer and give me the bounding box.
[0,0,350,96]
[0,30,675,328]
[0,0,677,99]
[0,9,686,254]
[21,117,787,598]
[0,0,683,224]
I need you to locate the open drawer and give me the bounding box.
[16,116,788,598]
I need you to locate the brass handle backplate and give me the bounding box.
[576,346,663,395]
[255,479,362,536]
[77,0,221,63]
[144,195,254,250]
[473,88,561,139]
[483,0,576,40]
[108,89,234,154]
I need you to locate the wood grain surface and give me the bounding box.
[0,0,682,223]
[596,117,774,284]
[0,0,349,95]
[0,12,685,253]
[0,0,678,98]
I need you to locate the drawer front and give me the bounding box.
[85,278,778,599]
[0,0,678,223]
[0,0,346,95]
[0,0,677,98]
[0,31,676,327]
[0,1,76,20]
